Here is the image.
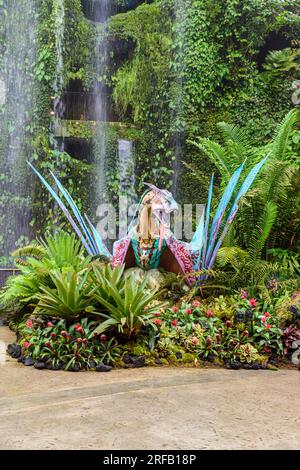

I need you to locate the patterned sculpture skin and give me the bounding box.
[28,156,267,284]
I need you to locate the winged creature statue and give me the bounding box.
[28,156,267,284]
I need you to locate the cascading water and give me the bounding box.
[118,139,137,204]
[0,0,38,265]
[171,0,186,200]
[51,0,66,227]
[91,1,112,205]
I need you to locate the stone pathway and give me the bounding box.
[0,327,299,450]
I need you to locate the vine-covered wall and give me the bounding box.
[0,0,299,264]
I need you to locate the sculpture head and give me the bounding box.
[135,183,178,249]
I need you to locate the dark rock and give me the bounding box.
[0,319,5,326]
[46,362,53,370]
[242,363,252,369]
[69,364,81,372]
[207,353,217,363]
[24,356,34,366]
[7,343,15,355]
[96,363,112,372]
[131,356,145,368]
[228,361,241,370]
[175,352,182,360]
[251,362,260,370]
[34,361,46,370]
[17,355,24,363]
[123,363,131,369]
[88,360,97,369]
[7,343,21,359]
[123,354,131,364]
[155,358,163,365]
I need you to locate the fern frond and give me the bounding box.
[271,108,299,161]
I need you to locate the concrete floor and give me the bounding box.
[0,326,299,450]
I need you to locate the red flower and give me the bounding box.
[229,339,235,347]
[266,324,271,330]
[172,306,179,313]
[264,346,271,353]
[264,311,270,318]
[154,319,162,326]
[50,332,56,339]
[243,330,249,337]
[23,341,31,349]
[153,312,161,317]
[171,319,178,327]
[26,319,33,328]
[225,320,232,328]
[216,334,221,342]
[218,328,223,335]
[205,309,214,318]
[261,316,266,323]
[82,338,88,344]
[186,308,192,315]
[192,336,199,345]
[249,298,257,308]
[61,330,67,337]
[75,324,83,334]
[100,334,107,342]
[44,341,51,348]
[77,338,83,344]
[47,321,53,327]
[193,300,200,308]
[206,337,212,346]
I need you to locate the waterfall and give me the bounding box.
[171,0,187,199]
[53,0,65,120]
[0,0,38,266]
[118,139,136,204]
[92,1,111,204]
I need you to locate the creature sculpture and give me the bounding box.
[28,156,267,284]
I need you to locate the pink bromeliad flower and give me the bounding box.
[249,298,257,308]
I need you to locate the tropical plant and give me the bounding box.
[91,274,165,338]
[34,269,95,321]
[268,248,300,277]
[0,231,92,315]
[263,48,300,80]
[18,317,120,371]
[282,325,300,355]
[189,109,300,288]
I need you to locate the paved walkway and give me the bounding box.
[0,327,299,450]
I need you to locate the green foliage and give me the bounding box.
[0,231,91,313]
[18,317,120,370]
[34,269,94,321]
[92,270,165,338]
[263,48,300,80]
